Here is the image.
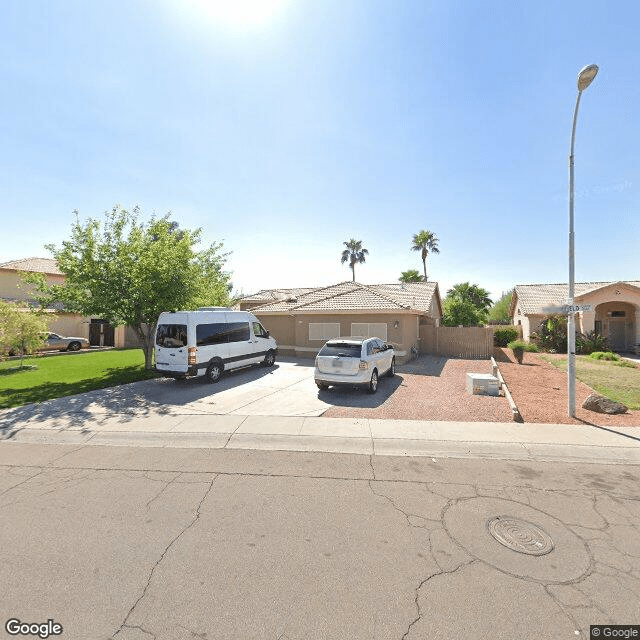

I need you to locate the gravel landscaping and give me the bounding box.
[495,348,639,427]
[321,356,512,422]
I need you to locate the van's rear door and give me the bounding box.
[155,322,189,374]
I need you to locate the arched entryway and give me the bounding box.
[594,301,637,352]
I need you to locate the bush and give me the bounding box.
[590,351,620,361]
[576,331,610,355]
[508,339,538,352]
[493,326,519,347]
[533,314,567,353]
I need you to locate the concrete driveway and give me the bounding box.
[0,356,511,434]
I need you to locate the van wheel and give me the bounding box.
[264,351,276,367]
[316,382,328,390]
[367,369,378,394]
[387,357,396,377]
[205,362,224,383]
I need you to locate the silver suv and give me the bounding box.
[314,336,395,393]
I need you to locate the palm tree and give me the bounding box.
[399,269,422,283]
[411,230,440,281]
[446,282,492,313]
[340,239,368,282]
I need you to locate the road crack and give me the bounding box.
[113,475,218,638]
[401,560,476,640]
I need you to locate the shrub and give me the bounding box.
[590,351,620,361]
[534,314,567,353]
[508,339,538,352]
[493,326,519,347]
[576,331,610,355]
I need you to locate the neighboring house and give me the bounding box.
[0,257,139,348]
[247,281,443,364]
[511,280,640,353]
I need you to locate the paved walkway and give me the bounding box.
[3,410,639,465]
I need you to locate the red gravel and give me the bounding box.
[321,357,513,422]
[495,348,639,427]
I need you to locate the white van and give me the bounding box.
[154,308,278,382]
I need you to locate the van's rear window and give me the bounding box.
[318,343,362,357]
[156,324,187,348]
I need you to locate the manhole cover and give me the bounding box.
[487,516,554,556]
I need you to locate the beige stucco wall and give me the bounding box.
[282,312,419,363]
[46,313,89,338]
[252,314,296,355]
[0,270,65,301]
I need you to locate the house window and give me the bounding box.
[351,322,388,341]
[308,323,341,341]
[611,311,626,318]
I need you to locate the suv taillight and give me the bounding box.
[188,347,197,365]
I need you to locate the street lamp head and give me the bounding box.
[577,64,599,91]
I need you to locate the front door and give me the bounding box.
[609,319,626,351]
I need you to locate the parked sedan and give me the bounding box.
[42,333,90,352]
[314,336,395,393]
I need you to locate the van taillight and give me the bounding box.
[188,347,197,365]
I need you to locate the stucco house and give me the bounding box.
[510,280,640,353]
[0,257,138,348]
[243,281,443,364]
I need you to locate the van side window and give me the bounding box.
[252,322,268,338]
[227,322,250,343]
[196,323,228,346]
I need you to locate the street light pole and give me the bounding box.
[568,64,598,418]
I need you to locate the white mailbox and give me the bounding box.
[466,373,500,397]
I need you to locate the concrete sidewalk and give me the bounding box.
[3,411,639,465]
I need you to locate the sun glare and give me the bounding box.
[190,0,287,26]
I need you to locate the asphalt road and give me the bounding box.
[1,443,639,640]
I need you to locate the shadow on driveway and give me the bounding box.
[0,361,288,434]
[316,375,403,410]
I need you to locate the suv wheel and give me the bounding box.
[367,369,378,394]
[388,357,395,377]
[205,361,224,383]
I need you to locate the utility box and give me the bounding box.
[466,373,500,396]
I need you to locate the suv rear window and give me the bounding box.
[319,343,362,358]
[156,324,187,348]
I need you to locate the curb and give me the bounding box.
[491,356,523,423]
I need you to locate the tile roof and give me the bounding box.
[239,287,317,302]
[251,281,439,313]
[512,281,640,315]
[0,257,61,274]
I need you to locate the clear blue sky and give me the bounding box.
[1,0,638,302]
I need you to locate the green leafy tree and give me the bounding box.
[26,205,231,369]
[441,282,492,326]
[0,301,49,367]
[340,239,368,282]
[441,298,486,326]
[488,289,514,323]
[411,230,440,282]
[399,269,422,283]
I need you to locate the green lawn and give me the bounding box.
[0,349,158,409]
[538,354,640,410]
